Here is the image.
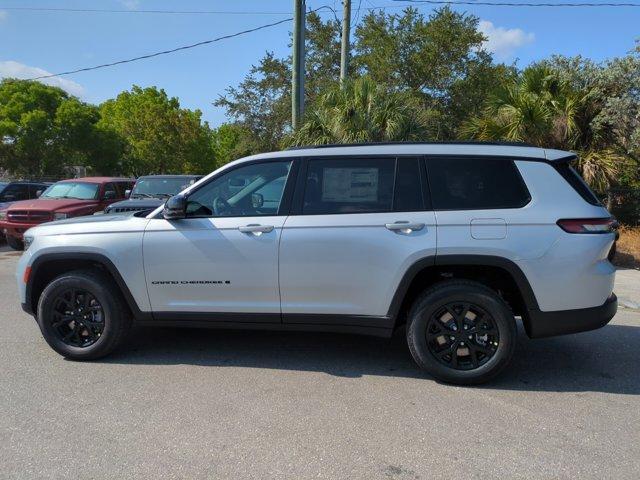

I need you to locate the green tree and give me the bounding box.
[99,86,214,176]
[216,8,504,146]
[211,123,257,168]
[215,12,342,152]
[0,79,121,176]
[462,64,629,190]
[287,76,432,145]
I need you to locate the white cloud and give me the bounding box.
[0,10,8,21]
[478,20,535,60]
[0,61,85,97]
[119,0,141,10]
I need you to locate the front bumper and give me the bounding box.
[2,222,35,239]
[525,294,618,338]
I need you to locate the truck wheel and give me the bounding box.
[406,280,517,385]
[6,235,23,250]
[36,269,132,360]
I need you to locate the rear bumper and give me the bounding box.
[525,294,617,339]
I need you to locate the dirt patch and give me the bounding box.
[614,225,640,270]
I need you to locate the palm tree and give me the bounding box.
[462,65,624,190]
[287,76,432,146]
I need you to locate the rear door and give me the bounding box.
[279,155,436,326]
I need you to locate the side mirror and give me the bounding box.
[163,194,187,220]
[251,193,264,209]
[103,190,116,201]
[35,190,43,198]
[125,189,131,198]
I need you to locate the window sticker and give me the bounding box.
[322,168,379,203]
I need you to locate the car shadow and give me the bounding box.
[101,322,640,394]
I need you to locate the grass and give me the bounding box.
[614,225,640,270]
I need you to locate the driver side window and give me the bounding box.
[186,160,292,218]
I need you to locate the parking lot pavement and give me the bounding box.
[1,245,639,480]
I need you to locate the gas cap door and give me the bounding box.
[470,218,507,240]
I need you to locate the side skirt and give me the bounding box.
[137,312,394,338]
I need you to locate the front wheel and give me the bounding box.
[406,280,516,385]
[37,269,132,360]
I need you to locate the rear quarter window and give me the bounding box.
[427,157,531,210]
[553,162,602,206]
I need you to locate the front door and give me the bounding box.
[143,159,295,317]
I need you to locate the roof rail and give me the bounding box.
[286,140,535,150]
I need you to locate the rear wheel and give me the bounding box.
[406,280,516,385]
[37,269,131,360]
[6,235,23,250]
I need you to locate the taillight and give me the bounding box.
[556,218,617,234]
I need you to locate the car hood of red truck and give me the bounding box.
[6,198,98,212]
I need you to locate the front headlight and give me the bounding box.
[23,235,34,251]
[53,213,68,220]
[0,210,6,221]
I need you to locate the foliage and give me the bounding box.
[287,76,432,145]
[461,63,634,190]
[354,7,507,137]
[99,86,214,176]
[0,79,121,176]
[211,123,257,169]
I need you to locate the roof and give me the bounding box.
[58,177,135,183]
[238,142,573,163]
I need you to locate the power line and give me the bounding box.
[0,6,293,15]
[394,0,640,6]
[28,17,294,81]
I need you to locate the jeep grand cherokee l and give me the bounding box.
[15,143,617,384]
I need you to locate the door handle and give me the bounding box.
[385,221,425,233]
[239,224,274,235]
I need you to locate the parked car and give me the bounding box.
[104,175,202,214]
[2,177,133,250]
[0,181,52,240]
[16,142,618,384]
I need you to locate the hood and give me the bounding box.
[106,198,164,210]
[46,211,139,226]
[7,198,98,212]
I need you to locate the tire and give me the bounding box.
[36,269,132,360]
[406,280,516,385]
[6,235,23,250]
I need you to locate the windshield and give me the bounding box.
[132,178,195,198]
[41,182,99,200]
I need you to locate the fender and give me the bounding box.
[386,254,539,320]
[24,252,152,321]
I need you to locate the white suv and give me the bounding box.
[16,142,618,384]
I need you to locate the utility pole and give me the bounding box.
[340,0,351,84]
[292,0,306,130]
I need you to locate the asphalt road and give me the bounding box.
[1,244,639,479]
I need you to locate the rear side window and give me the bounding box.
[427,157,530,210]
[303,158,395,214]
[553,162,601,206]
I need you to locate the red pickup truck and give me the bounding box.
[0,177,134,250]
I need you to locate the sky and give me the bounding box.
[0,0,638,126]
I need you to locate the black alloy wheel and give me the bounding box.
[425,302,499,370]
[50,289,105,348]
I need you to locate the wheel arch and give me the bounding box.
[25,252,150,321]
[388,255,539,334]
